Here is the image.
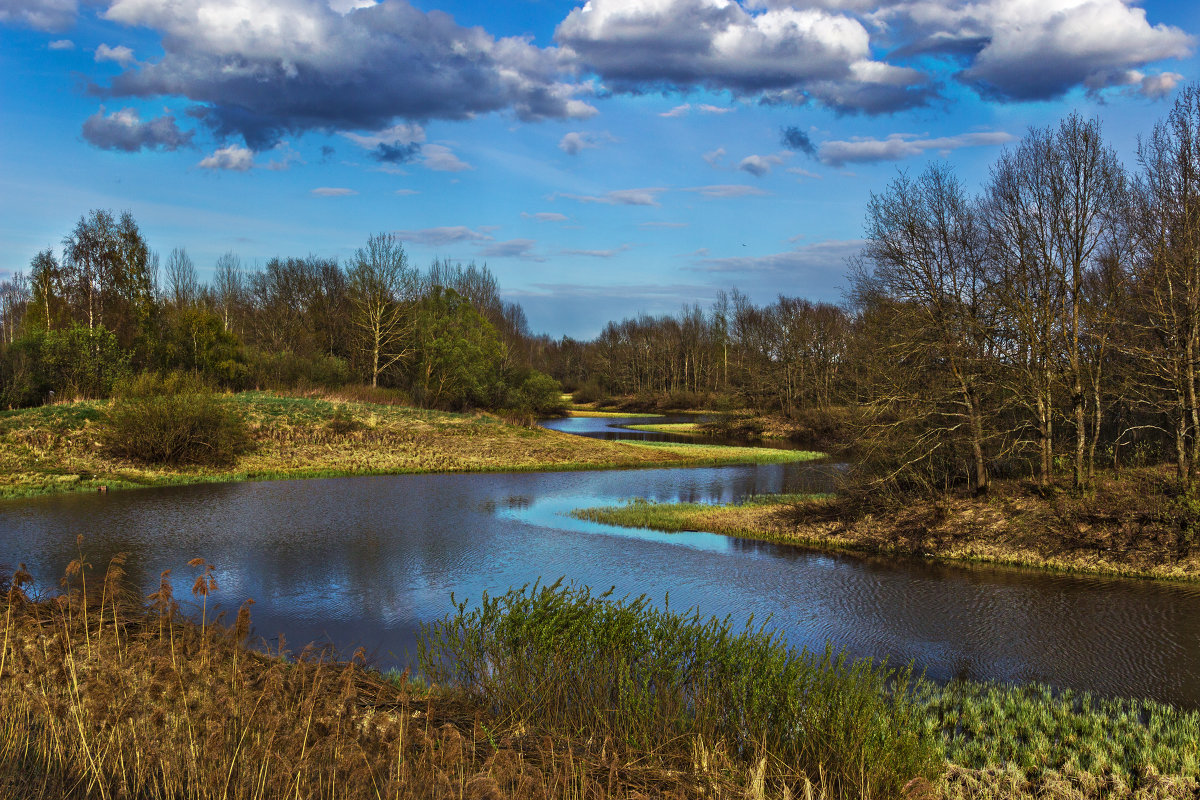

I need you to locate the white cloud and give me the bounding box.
[1085,68,1185,100]
[682,184,769,198]
[479,239,544,260]
[558,130,615,155]
[703,147,727,166]
[421,143,472,172]
[559,187,668,206]
[82,106,192,152]
[0,0,76,31]
[737,152,788,176]
[95,43,135,65]
[311,187,358,196]
[692,238,865,274]
[394,226,494,246]
[197,144,255,171]
[522,212,569,222]
[341,123,426,149]
[562,245,632,258]
[660,104,692,117]
[879,0,1193,101]
[556,0,934,113]
[97,0,595,148]
[818,131,1015,167]
[48,39,74,50]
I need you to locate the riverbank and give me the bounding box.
[572,469,1200,582]
[3,562,1197,800]
[571,470,1200,582]
[0,391,822,501]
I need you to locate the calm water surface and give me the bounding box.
[2,438,1199,706]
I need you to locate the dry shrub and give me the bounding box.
[101,392,250,466]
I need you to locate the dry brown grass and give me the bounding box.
[0,547,781,800]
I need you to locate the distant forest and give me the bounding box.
[6,88,1200,495]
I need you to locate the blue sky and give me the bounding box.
[2,0,1199,338]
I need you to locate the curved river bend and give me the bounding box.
[1,416,1199,706]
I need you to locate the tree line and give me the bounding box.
[540,88,1200,495]
[0,224,561,415]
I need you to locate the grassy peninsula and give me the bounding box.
[572,469,1200,582]
[0,390,822,500]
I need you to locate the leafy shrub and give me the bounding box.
[420,580,942,798]
[102,391,251,466]
[503,369,567,417]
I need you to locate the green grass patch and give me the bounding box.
[419,579,941,798]
[573,494,827,531]
[623,421,704,434]
[565,408,664,418]
[620,440,823,463]
[923,680,1200,794]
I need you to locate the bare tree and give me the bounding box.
[1129,86,1200,485]
[165,247,199,309]
[213,251,244,333]
[347,233,417,387]
[855,163,996,492]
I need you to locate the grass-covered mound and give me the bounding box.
[0,390,823,500]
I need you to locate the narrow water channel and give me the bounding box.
[1,419,1198,706]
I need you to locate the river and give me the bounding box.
[0,413,1198,706]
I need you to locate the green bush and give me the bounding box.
[420,580,942,798]
[101,391,251,466]
[504,369,567,417]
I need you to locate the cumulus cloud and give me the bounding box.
[738,152,788,176]
[311,187,358,196]
[553,0,1190,111]
[522,212,569,222]
[875,0,1193,102]
[96,0,596,148]
[394,226,494,246]
[0,0,76,30]
[48,39,74,50]
[559,188,667,206]
[558,130,614,155]
[479,239,544,260]
[1085,68,1184,100]
[692,238,865,274]
[197,144,255,171]
[817,131,1014,167]
[682,184,769,198]
[780,126,816,156]
[82,106,193,152]
[556,0,935,113]
[95,43,135,65]
[703,148,727,166]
